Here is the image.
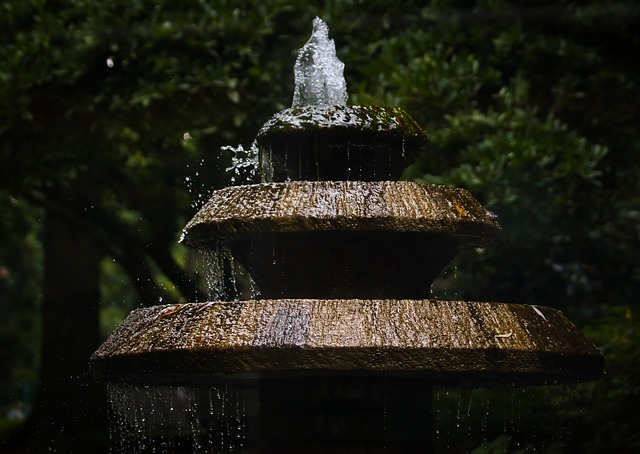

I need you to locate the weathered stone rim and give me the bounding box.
[91,299,605,387]
[181,181,501,248]
[256,105,428,139]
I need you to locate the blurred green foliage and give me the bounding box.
[0,197,42,386]
[0,0,638,451]
[567,306,640,451]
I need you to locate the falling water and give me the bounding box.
[430,385,577,453]
[107,382,249,453]
[201,245,260,302]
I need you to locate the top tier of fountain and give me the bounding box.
[256,17,428,182]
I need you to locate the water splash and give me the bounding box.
[292,17,347,107]
[223,140,259,185]
[184,157,211,210]
[202,245,260,302]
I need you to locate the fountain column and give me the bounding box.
[257,376,433,450]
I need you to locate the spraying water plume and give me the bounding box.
[292,17,347,107]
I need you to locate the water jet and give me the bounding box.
[92,17,604,451]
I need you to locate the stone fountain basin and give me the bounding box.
[181,181,501,298]
[256,105,428,181]
[182,181,499,241]
[91,299,604,386]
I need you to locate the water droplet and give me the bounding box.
[106,56,114,68]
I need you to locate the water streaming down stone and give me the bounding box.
[430,386,571,453]
[254,105,427,183]
[107,382,249,453]
[92,17,604,451]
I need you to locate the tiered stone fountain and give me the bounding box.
[92,18,604,451]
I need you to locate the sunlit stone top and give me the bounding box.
[181,181,501,246]
[292,17,347,107]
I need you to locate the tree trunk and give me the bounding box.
[26,207,108,452]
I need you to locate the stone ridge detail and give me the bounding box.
[91,299,604,386]
[182,181,501,247]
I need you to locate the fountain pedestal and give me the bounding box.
[257,376,432,451]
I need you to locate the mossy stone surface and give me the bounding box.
[256,106,428,181]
